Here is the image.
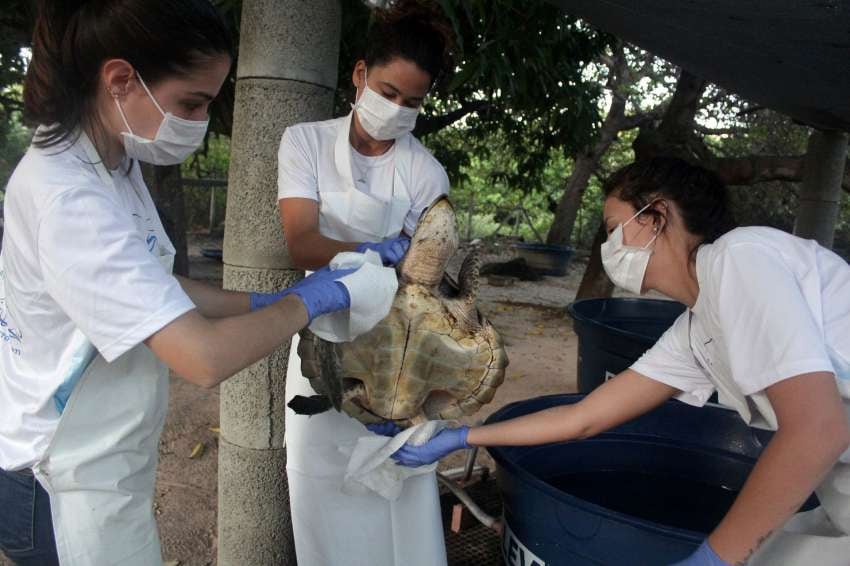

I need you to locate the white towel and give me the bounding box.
[308,250,398,343]
[340,421,450,500]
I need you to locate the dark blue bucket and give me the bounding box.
[486,394,817,566]
[567,298,686,393]
[513,243,574,276]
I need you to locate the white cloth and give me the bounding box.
[0,130,195,471]
[308,250,398,343]
[281,112,448,566]
[277,113,449,235]
[341,420,449,500]
[631,226,850,565]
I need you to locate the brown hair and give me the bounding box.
[365,0,454,86]
[24,0,233,149]
[604,157,737,247]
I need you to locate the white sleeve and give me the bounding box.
[38,188,196,362]
[712,243,834,395]
[630,312,716,406]
[277,127,319,201]
[403,158,449,235]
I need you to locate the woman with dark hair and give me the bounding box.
[392,157,850,565]
[0,2,378,565]
[276,1,454,564]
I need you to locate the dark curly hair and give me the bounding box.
[365,0,454,86]
[603,157,737,249]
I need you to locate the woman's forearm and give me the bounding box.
[288,231,358,270]
[708,423,848,564]
[467,370,677,447]
[146,295,308,387]
[176,275,250,318]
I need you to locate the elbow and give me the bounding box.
[176,350,228,389]
[833,420,850,460]
[804,414,850,462]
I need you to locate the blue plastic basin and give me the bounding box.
[486,394,817,566]
[567,298,686,393]
[513,243,574,276]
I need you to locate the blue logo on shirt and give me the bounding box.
[146,234,158,252]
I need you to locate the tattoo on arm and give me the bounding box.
[735,531,774,566]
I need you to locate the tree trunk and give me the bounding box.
[575,222,615,300]
[142,163,189,277]
[546,152,599,246]
[546,44,629,247]
[794,129,849,248]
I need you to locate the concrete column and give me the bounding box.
[794,129,849,248]
[218,1,341,565]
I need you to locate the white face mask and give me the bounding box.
[600,201,658,295]
[114,73,209,166]
[353,68,420,141]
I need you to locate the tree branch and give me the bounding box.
[413,99,490,137]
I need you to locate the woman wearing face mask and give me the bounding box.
[276,1,453,565]
[0,2,377,565]
[390,157,850,566]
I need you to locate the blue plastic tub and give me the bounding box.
[567,298,686,393]
[487,394,817,566]
[513,243,574,276]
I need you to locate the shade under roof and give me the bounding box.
[551,0,850,131]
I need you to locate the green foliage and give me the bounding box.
[336,0,611,188]
[182,133,231,231]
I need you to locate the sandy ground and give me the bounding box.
[1,236,587,566]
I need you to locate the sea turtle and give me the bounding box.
[291,197,508,426]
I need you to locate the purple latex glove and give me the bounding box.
[669,540,730,566]
[356,236,410,266]
[366,422,403,437]
[391,426,470,467]
[249,266,355,321]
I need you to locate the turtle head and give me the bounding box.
[398,197,459,287]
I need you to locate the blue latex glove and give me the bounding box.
[391,426,470,467]
[356,236,411,266]
[249,266,355,321]
[367,422,403,437]
[669,540,730,566]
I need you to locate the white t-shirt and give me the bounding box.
[632,227,850,430]
[0,134,196,470]
[277,115,449,235]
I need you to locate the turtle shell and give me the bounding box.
[297,197,508,425]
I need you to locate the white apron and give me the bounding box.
[32,134,173,566]
[688,313,850,565]
[284,113,447,566]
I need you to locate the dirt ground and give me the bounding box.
[0,236,587,566]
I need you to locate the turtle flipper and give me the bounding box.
[287,394,333,416]
[446,248,481,333]
[315,337,345,411]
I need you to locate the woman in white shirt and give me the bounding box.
[392,157,850,566]
[276,2,453,565]
[0,2,370,565]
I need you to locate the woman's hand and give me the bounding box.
[390,426,470,467]
[668,540,730,566]
[249,266,355,317]
[356,236,410,266]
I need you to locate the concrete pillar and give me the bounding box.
[794,129,849,248]
[218,1,341,564]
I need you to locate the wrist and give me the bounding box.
[274,293,309,327]
[458,426,471,448]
